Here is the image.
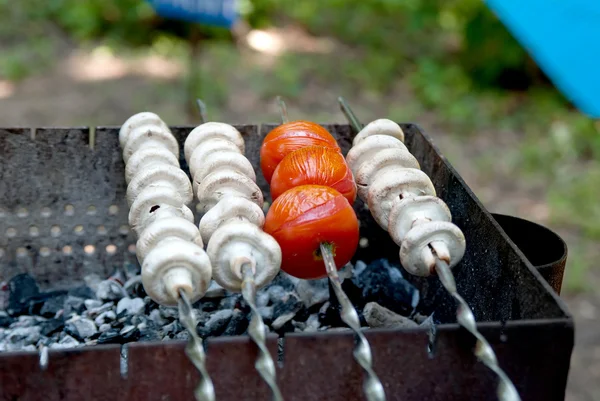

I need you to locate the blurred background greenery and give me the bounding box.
[1,0,598,397]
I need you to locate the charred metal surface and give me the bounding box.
[491,213,568,294]
[0,123,573,401]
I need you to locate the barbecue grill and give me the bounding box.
[0,122,573,401]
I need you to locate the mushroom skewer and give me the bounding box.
[120,112,215,401]
[338,97,521,401]
[262,97,386,401]
[185,103,284,401]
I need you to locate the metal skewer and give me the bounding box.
[241,263,284,401]
[276,97,386,401]
[178,289,216,401]
[338,96,521,401]
[195,99,284,401]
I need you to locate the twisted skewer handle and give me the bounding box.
[321,243,386,401]
[179,289,216,401]
[241,264,284,401]
[434,259,520,401]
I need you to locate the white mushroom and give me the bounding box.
[196,170,264,214]
[399,221,466,277]
[367,168,436,229]
[122,125,179,164]
[388,196,452,244]
[207,221,281,292]
[184,122,245,162]
[128,186,194,236]
[136,217,203,263]
[191,151,256,195]
[188,138,242,176]
[142,240,212,306]
[119,112,170,149]
[346,134,409,177]
[355,148,420,201]
[126,164,193,207]
[125,146,180,184]
[199,197,265,245]
[353,118,405,146]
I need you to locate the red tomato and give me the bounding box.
[270,146,357,204]
[264,185,359,279]
[260,121,340,184]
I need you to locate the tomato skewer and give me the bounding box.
[261,97,386,401]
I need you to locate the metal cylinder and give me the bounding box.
[491,213,567,294]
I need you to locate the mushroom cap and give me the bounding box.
[346,135,408,177]
[142,240,212,306]
[196,170,264,215]
[207,221,281,292]
[184,122,244,162]
[191,151,256,196]
[128,186,193,235]
[353,118,405,146]
[125,146,180,185]
[399,221,466,277]
[136,217,203,263]
[388,196,452,245]
[199,196,265,245]
[188,138,242,176]
[119,112,169,149]
[355,148,420,201]
[126,164,193,207]
[367,167,436,229]
[122,125,179,164]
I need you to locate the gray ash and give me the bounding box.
[0,259,430,353]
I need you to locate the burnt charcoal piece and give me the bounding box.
[120,325,141,342]
[97,329,123,345]
[219,295,242,310]
[346,259,420,317]
[40,319,65,336]
[0,313,15,328]
[7,273,40,316]
[222,309,250,336]
[68,286,96,300]
[197,309,233,338]
[40,294,68,318]
[63,296,86,315]
[272,292,303,318]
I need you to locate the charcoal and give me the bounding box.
[270,271,299,291]
[219,295,241,310]
[258,306,274,324]
[205,281,228,298]
[158,305,179,321]
[96,280,125,301]
[271,312,296,330]
[198,299,219,313]
[174,330,190,340]
[97,329,123,345]
[149,309,167,326]
[68,286,96,300]
[0,312,15,328]
[84,299,103,310]
[347,259,420,316]
[7,273,40,316]
[99,323,111,333]
[94,310,117,326]
[63,296,86,315]
[363,302,418,329]
[162,321,183,337]
[294,278,329,309]
[40,319,65,336]
[40,294,67,318]
[197,309,233,338]
[12,315,45,328]
[222,309,249,336]
[117,297,145,316]
[304,314,321,332]
[272,292,303,317]
[120,325,140,342]
[66,317,97,340]
[6,326,41,345]
[256,289,270,308]
[86,302,114,318]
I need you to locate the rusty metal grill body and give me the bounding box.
[0,124,573,401]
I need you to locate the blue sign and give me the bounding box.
[148,0,238,28]
[486,0,600,118]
